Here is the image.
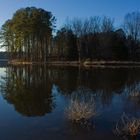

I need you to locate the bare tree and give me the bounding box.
[101,16,114,32]
[88,16,101,33]
[64,17,102,62]
[124,12,140,41]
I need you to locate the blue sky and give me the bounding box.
[0,0,140,30]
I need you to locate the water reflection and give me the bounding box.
[1,65,55,116]
[1,65,140,139]
[1,65,140,117]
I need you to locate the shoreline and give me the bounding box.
[7,60,140,68]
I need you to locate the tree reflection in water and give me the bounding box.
[1,66,140,117]
[1,65,55,116]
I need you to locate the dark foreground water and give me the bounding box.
[0,64,140,140]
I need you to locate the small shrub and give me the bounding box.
[129,91,140,98]
[65,88,97,122]
[65,99,96,122]
[114,113,140,138]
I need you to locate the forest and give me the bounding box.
[0,7,140,62]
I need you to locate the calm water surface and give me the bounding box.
[0,64,140,140]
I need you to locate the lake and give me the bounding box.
[0,64,140,140]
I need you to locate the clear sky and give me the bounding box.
[0,0,140,30]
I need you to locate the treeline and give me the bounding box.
[0,7,140,62]
[53,14,140,61]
